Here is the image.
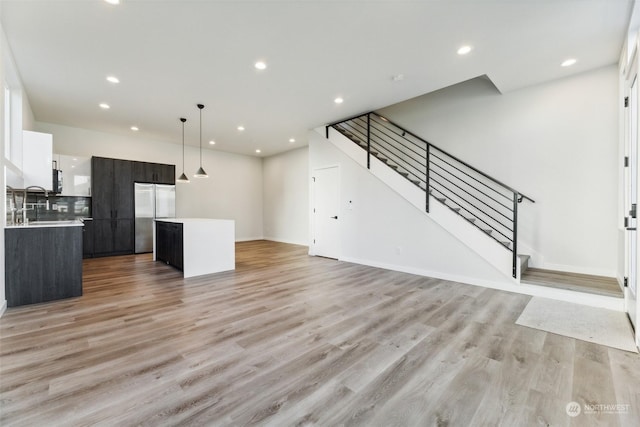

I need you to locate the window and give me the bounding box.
[4,83,10,160]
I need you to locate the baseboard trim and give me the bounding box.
[235,236,265,242]
[0,300,7,318]
[264,237,309,246]
[339,256,624,312]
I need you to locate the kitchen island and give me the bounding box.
[154,218,235,278]
[5,221,83,307]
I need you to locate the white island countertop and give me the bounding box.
[154,218,235,278]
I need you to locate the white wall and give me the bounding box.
[262,146,309,245]
[0,17,6,315]
[35,122,264,241]
[378,66,619,277]
[309,130,512,286]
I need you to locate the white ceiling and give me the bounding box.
[0,0,633,157]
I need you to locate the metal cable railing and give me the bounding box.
[327,112,535,278]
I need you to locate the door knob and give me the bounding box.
[330,216,338,219]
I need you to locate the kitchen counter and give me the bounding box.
[5,219,85,229]
[154,218,235,278]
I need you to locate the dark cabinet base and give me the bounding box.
[155,221,183,271]
[83,219,94,258]
[5,226,83,307]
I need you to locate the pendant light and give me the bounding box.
[177,118,190,183]
[194,103,208,178]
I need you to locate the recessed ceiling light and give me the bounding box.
[289,138,295,143]
[104,0,120,4]
[130,126,139,131]
[99,103,110,109]
[106,76,119,84]
[457,45,472,55]
[237,126,245,131]
[254,61,267,70]
[561,58,577,67]
[256,149,261,153]
[209,140,215,145]
[334,97,344,104]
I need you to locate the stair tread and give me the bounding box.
[520,268,622,298]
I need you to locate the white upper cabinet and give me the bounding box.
[54,154,92,196]
[22,130,53,191]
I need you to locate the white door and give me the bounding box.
[313,166,340,259]
[626,53,638,331]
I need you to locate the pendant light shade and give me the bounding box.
[177,117,190,183]
[194,103,208,178]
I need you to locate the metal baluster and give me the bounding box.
[366,113,371,170]
[426,143,430,213]
[512,192,518,278]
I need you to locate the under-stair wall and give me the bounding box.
[323,123,521,280]
[309,129,519,287]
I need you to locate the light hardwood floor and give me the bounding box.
[1,240,639,426]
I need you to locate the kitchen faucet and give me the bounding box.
[21,186,49,224]
[6,185,17,226]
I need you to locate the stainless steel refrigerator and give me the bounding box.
[134,183,176,253]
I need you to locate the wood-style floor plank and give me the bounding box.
[521,268,623,297]
[1,240,638,426]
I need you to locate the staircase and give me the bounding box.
[326,112,534,279]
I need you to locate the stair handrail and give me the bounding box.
[370,112,535,204]
[327,111,536,279]
[329,112,535,203]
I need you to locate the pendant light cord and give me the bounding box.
[194,104,207,178]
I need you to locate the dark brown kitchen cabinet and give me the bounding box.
[134,161,175,185]
[91,157,134,256]
[92,157,134,220]
[82,219,94,258]
[93,219,134,256]
[5,226,83,307]
[155,221,183,270]
[91,156,175,257]
[91,157,115,219]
